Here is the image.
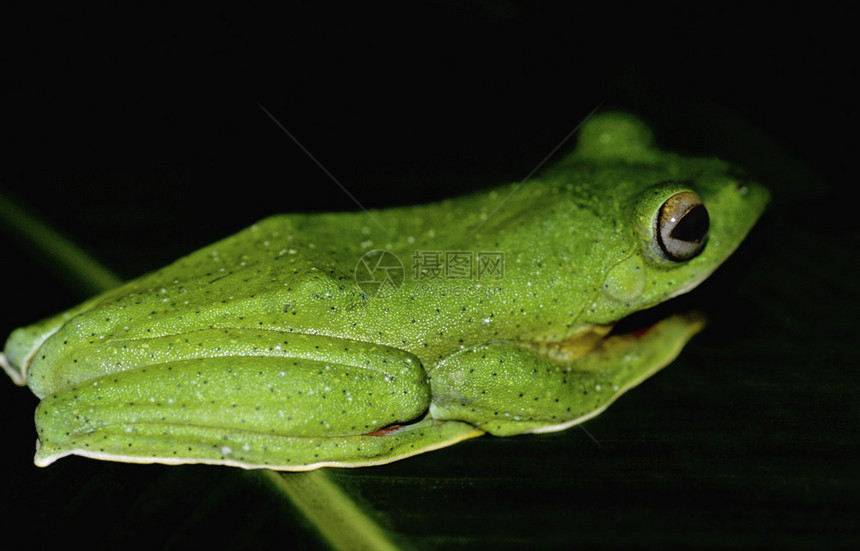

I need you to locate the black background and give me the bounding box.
[4,4,850,273]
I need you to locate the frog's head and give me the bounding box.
[427,112,773,437]
[558,112,771,329]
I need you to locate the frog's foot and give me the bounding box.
[527,311,705,433]
[429,313,705,436]
[34,415,482,471]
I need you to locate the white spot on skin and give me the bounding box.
[221,446,232,455]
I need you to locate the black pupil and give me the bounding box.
[671,204,710,242]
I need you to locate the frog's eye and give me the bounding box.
[655,191,709,261]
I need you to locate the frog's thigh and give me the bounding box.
[34,355,479,469]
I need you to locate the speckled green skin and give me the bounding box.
[2,112,769,470]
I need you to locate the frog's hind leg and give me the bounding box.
[32,353,482,470]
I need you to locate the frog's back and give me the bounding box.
[12,178,598,394]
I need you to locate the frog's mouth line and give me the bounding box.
[608,295,693,338]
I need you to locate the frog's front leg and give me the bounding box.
[33,334,481,470]
[428,314,705,436]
